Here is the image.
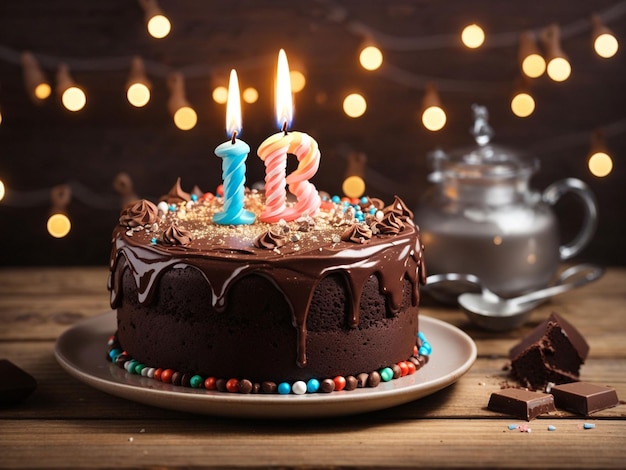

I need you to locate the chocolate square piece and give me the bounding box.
[488,388,556,421]
[0,359,37,406]
[551,382,619,415]
[509,312,589,390]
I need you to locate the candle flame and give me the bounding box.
[275,49,293,130]
[226,69,242,138]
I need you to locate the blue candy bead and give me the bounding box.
[108,348,122,361]
[277,382,291,395]
[418,331,427,342]
[306,378,320,393]
[191,194,198,202]
[331,195,341,203]
[360,196,368,204]
[380,367,394,382]
[421,341,432,355]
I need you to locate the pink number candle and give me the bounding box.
[257,49,321,223]
[213,70,255,225]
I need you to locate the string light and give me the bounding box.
[0,179,5,201]
[212,85,228,104]
[138,0,171,39]
[56,63,86,112]
[541,24,571,82]
[47,185,72,238]
[461,24,485,49]
[510,76,536,118]
[342,93,367,118]
[242,87,259,104]
[591,13,619,58]
[21,51,51,102]
[421,82,446,131]
[359,43,384,71]
[290,70,306,93]
[167,72,197,131]
[342,152,367,198]
[588,129,613,178]
[518,31,546,79]
[126,56,151,108]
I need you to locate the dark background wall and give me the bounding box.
[0,0,625,266]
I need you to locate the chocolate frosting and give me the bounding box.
[109,191,426,369]
[162,224,193,246]
[384,195,414,220]
[119,199,159,228]
[374,211,405,235]
[341,223,372,244]
[253,227,287,249]
[160,177,191,204]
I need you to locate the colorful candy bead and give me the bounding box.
[380,367,394,382]
[226,378,239,393]
[190,375,203,388]
[277,382,291,395]
[204,377,217,390]
[306,378,320,393]
[292,381,307,395]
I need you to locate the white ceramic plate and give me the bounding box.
[55,312,476,419]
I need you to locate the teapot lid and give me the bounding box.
[429,104,538,182]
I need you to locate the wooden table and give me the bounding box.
[1,266,625,468]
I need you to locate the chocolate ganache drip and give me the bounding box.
[109,190,426,370]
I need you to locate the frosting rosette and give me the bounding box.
[374,211,405,235]
[383,196,414,220]
[341,223,373,244]
[253,227,287,249]
[162,224,193,246]
[119,199,159,228]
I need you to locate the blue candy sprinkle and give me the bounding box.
[306,378,320,393]
[508,424,518,430]
[583,423,596,429]
[331,195,341,204]
[547,425,556,431]
[277,382,291,395]
[150,237,157,245]
[360,196,368,204]
[421,341,432,355]
[418,331,427,342]
[191,194,198,202]
[369,207,377,214]
[168,204,176,212]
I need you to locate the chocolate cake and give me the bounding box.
[107,180,428,393]
[509,312,589,391]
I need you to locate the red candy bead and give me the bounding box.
[226,378,239,393]
[204,377,217,390]
[397,361,409,377]
[200,192,215,201]
[160,369,174,384]
[333,376,347,392]
[153,368,163,381]
[406,361,417,375]
[216,184,224,197]
[413,345,419,356]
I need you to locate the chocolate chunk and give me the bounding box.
[488,388,556,421]
[0,359,37,406]
[551,382,619,416]
[509,312,589,390]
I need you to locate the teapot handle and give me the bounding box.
[542,178,598,260]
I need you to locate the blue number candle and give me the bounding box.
[213,70,255,225]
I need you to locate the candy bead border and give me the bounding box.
[106,332,431,395]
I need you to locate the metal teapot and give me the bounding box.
[415,105,598,298]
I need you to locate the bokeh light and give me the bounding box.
[588,151,613,177]
[47,213,71,238]
[127,82,151,107]
[147,14,171,39]
[359,46,383,71]
[343,93,367,118]
[461,24,485,48]
[173,106,197,130]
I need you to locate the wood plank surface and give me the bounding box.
[0,267,625,468]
